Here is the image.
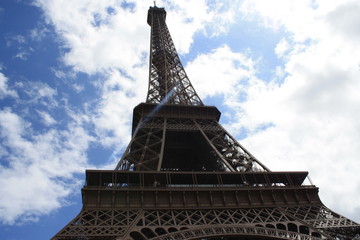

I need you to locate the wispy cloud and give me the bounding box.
[0,72,18,99]
[5,34,34,61]
[22,81,58,107]
[36,110,57,126]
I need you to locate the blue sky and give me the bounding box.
[1,0,360,239]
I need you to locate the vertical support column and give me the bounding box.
[115,117,144,170]
[157,118,167,171]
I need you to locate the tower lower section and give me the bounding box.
[52,171,360,240]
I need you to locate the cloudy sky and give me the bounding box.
[1,0,360,239]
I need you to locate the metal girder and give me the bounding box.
[116,117,166,171]
[283,206,360,239]
[194,118,269,172]
[116,113,269,172]
[52,204,360,240]
[52,208,330,240]
[52,171,360,239]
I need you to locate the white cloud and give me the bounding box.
[92,69,146,149]
[33,0,238,74]
[326,1,360,37]
[165,0,242,53]
[23,81,58,107]
[14,50,31,60]
[186,45,256,100]
[33,0,150,74]
[164,1,212,53]
[30,26,49,41]
[274,38,289,58]
[0,72,18,99]
[233,0,360,221]
[36,110,57,126]
[5,34,34,60]
[72,83,84,93]
[5,34,26,47]
[0,108,94,224]
[240,0,323,41]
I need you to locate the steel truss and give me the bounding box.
[53,203,359,240]
[54,208,326,240]
[147,6,202,106]
[116,112,269,172]
[53,170,360,240]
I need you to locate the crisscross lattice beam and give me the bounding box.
[116,113,269,172]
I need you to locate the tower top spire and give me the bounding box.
[146,5,203,105]
[147,5,166,26]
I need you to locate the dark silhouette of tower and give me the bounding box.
[53,5,360,240]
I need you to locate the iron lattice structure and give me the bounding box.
[53,6,360,240]
[146,7,202,106]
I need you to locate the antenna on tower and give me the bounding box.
[154,1,156,7]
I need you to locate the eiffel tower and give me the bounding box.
[53,5,360,240]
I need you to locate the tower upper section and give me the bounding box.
[146,6,203,106]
